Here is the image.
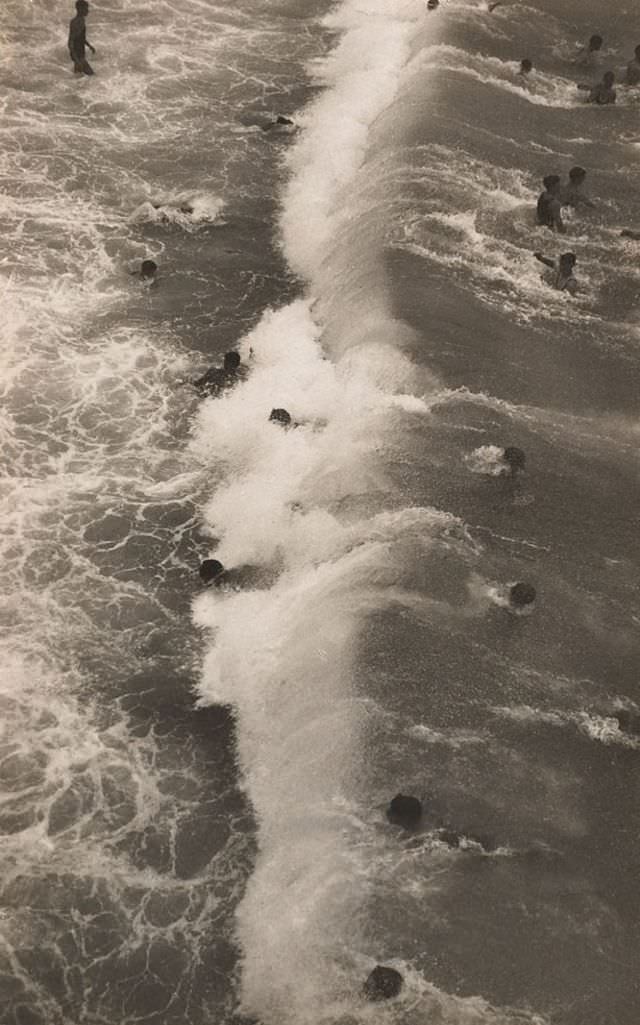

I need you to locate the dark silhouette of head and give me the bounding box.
[76,0,89,13]
[635,44,640,60]
[503,446,526,473]
[543,174,561,193]
[363,966,404,1002]
[223,351,241,372]
[140,259,157,280]
[559,252,577,274]
[520,59,533,73]
[427,0,440,8]
[509,582,537,608]
[568,166,586,184]
[603,70,615,86]
[386,793,422,830]
[589,34,603,51]
[269,408,292,427]
[614,709,640,735]
[199,559,224,585]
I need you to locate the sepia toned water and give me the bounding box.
[1,1,639,1024]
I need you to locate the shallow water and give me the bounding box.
[2,0,640,1024]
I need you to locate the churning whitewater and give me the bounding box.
[2,0,640,1023]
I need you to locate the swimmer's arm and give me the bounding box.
[533,252,555,268]
[621,229,640,240]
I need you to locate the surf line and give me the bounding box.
[192,2,442,1022]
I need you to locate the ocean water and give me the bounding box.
[2,1,640,1024]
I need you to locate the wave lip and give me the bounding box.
[191,3,444,1023]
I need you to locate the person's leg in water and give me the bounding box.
[74,58,94,75]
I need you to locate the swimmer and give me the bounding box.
[573,34,603,69]
[621,229,640,240]
[533,251,579,295]
[624,44,640,86]
[269,408,294,428]
[386,794,422,830]
[199,559,268,591]
[502,446,526,475]
[129,258,158,286]
[426,0,439,10]
[150,200,195,217]
[140,259,157,281]
[261,115,295,132]
[193,351,247,397]
[363,966,403,1002]
[613,709,640,735]
[536,175,565,233]
[488,2,503,11]
[199,559,225,586]
[586,71,616,104]
[508,582,536,610]
[269,408,318,431]
[518,59,533,78]
[68,0,95,76]
[559,166,595,209]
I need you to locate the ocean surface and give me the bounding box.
[1,1,639,1024]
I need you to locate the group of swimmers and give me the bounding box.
[530,34,640,297]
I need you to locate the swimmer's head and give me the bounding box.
[503,446,526,473]
[199,559,224,585]
[520,59,533,74]
[568,166,586,184]
[589,34,603,51]
[635,44,640,59]
[76,0,89,12]
[223,351,241,372]
[603,70,615,86]
[269,408,292,427]
[543,174,561,193]
[559,252,577,273]
[509,582,537,608]
[140,259,157,280]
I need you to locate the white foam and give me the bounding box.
[130,191,226,229]
[466,444,508,476]
[189,5,459,1021]
[493,705,640,749]
[419,43,581,107]
[281,0,431,283]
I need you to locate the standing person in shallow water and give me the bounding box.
[573,34,603,69]
[625,45,640,86]
[560,166,595,210]
[536,175,565,233]
[68,0,96,76]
